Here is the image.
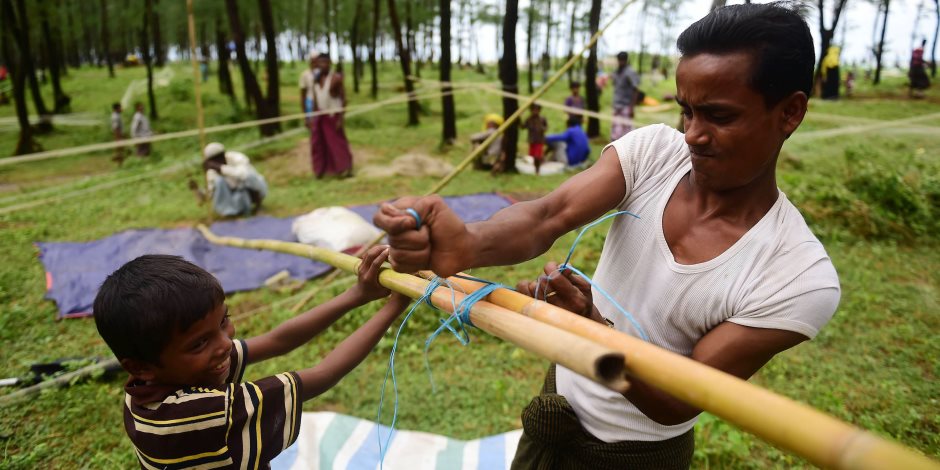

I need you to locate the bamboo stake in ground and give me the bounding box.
[442,276,938,470]
[196,226,629,393]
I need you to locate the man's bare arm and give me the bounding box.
[624,323,807,425]
[373,146,626,276]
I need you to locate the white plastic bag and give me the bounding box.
[291,207,383,252]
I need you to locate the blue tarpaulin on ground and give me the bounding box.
[37,193,513,319]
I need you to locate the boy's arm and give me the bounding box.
[244,246,392,364]
[296,293,411,401]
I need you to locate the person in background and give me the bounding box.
[192,142,268,217]
[111,103,125,165]
[844,70,855,97]
[909,39,931,99]
[308,53,353,178]
[565,81,585,126]
[470,115,505,170]
[544,118,591,168]
[130,102,152,157]
[821,46,840,100]
[524,104,548,175]
[610,51,640,140]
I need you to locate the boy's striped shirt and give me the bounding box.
[123,339,302,470]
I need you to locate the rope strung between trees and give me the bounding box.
[0,87,464,167]
[0,88,469,216]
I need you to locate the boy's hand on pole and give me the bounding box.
[352,245,392,302]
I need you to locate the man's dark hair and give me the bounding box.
[566,117,581,127]
[617,51,629,62]
[94,255,225,364]
[112,102,121,111]
[570,81,581,88]
[676,1,814,106]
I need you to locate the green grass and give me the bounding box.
[0,61,938,468]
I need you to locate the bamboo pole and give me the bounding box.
[185,0,206,152]
[441,276,938,470]
[196,226,629,393]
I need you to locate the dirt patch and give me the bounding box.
[356,152,454,179]
[260,137,382,184]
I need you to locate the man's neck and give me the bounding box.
[685,169,779,226]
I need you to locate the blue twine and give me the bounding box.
[535,210,650,342]
[376,276,445,467]
[404,207,422,229]
[422,276,512,391]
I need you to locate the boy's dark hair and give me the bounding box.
[570,81,581,88]
[676,1,814,107]
[112,102,121,111]
[617,52,629,62]
[94,255,225,364]
[566,117,581,127]
[531,103,541,110]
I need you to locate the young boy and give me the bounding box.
[564,81,585,126]
[130,102,152,157]
[523,104,548,175]
[93,248,409,469]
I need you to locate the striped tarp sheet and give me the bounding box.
[271,412,523,470]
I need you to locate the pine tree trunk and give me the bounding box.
[370,0,380,99]
[387,0,419,125]
[500,0,519,173]
[873,0,891,84]
[14,0,53,131]
[567,0,576,83]
[526,6,534,93]
[324,0,332,57]
[585,0,601,137]
[100,0,114,77]
[216,17,236,99]
[1,0,40,155]
[142,0,157,119]
[932,0,938,77]
[225,0,271,132]
[440,0,456,143]
[39,0,70,113]
[351,0,363,93]
[152,0,165,67]
[258,0,280,134]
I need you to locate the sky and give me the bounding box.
[469,0,932,67]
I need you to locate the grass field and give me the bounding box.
[0,61,937,468]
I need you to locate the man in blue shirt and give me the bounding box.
[545,118,591,167]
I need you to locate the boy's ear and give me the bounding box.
[121,358,158,381]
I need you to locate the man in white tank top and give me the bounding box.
[374,4,840,469]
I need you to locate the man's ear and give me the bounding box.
[121,358,158,381]
[779,91,808,137]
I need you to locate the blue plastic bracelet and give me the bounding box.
[404,208,422,230]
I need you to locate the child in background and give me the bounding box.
[564,81,585,126]
[130,102,152,157]
[524,104,548,175]
[93,250,409,469]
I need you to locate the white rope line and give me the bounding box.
[0,86,455,167]
[0,88,468,215]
